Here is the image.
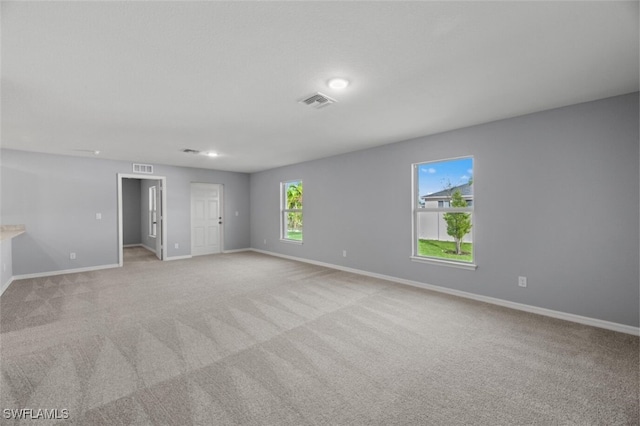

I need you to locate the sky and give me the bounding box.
[418,157,473,197]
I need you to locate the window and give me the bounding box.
[412,157,475,268]
[281,180,303,243]
[149,186,157,238]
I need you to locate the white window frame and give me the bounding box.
[411,156,477,270]
[280,180,303,244]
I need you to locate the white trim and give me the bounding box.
[410,256,477,270]
[140,244,156,254]
[222,248,251,254]
[280,179,303,242]
[122,244,157,256]
[250,249,639,336]
[279,239,303,245]
[13,264,120,280]
[165,255,192,261]
[419,207,473,213]
[118,173,168,266]
[148,184,158,238]
[161,179,167,259]
[1,276,14,296]
[412,156,475,266]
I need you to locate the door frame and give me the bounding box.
[117,173,168,266]
[190,182,224,256]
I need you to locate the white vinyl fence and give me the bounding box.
[417,212,473,243]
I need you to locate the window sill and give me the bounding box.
[410,256,477,270]
[280,239,303,245]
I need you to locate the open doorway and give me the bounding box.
[117,174,167,266]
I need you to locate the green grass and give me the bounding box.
[286,230,303,241]
[418,239,473,262]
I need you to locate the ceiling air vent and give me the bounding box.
[182,148,200,155]
[299,92,337,109]
[133,163,154,174]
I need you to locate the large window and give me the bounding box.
[412,157,475,268]
[281,180,303,243]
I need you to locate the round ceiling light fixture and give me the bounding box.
[328,78,349,89]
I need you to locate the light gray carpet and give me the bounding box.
[1,248,638,425]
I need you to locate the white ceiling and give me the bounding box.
[2,1,638,173]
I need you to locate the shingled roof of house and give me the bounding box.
[421,182,473,199]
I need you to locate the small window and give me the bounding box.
[281,180,303,243]
[149,186,157,238]
[412,157,474,267]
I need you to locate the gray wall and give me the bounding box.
[1,150,251,275]
[122,178,142,246]
[250,93,640,327]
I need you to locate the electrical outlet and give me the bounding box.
[518,276,527,288]
[70,252,76,260]
[343,250,347,257]
[2,263,6,272]
[95,213,102,220]
[263,239,267,245]
[174,243,179,249]
[235,211,239,216]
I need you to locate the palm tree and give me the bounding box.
[286,182,303,209]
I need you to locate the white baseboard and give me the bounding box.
[123,244,157,254]
[141,244,157,254]
[12,264,120,281]
[165,255,192,261]
[1,276,14,297]
[250,249,640,336]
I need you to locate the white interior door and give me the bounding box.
[154,182,163,259]
[191,183,222,256]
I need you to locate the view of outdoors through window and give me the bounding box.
[415,157,473,263]
[282,180,303,241]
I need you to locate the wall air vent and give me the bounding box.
[133,163,154,174]
[299,92,337,109]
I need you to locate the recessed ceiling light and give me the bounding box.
[328,78,349,90]
[93,150,100,155]
[182,148,219,158]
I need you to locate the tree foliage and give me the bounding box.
[442,189,472,255]
[286,181,303,231]
[286,182,303,209]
